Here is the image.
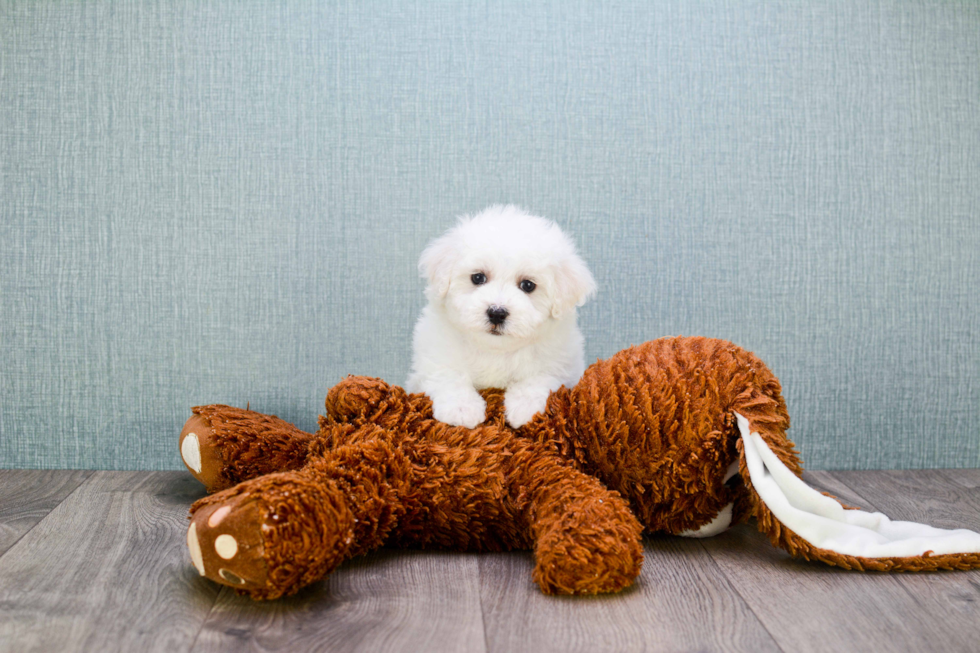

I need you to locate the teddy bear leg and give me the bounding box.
[187,427,416,599]
[521,459,645,595]
[188,469,354,599]
[179,405,314,493]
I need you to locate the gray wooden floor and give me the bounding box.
[0,469,977,653]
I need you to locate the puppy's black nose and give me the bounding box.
[486,306,509,326]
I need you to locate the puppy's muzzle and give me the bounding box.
[486,306,509,327]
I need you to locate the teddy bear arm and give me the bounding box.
[180,405,314,493]
[514,453,644,595]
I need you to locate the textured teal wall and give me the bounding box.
[2,1,978,470]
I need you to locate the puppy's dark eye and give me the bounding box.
[519,279,536,293]
[471,273,487,285]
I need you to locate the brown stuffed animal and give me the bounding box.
[180,337,980,600]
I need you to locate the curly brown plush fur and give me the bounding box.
[180,336,980,600]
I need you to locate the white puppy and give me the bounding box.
[407,205,596,429]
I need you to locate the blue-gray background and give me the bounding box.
[2,1,978,471]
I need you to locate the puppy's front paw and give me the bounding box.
[504,386,551,428]
[432,392,487,428]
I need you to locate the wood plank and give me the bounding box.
[0,471,220,653]
[479,538,780,653]
[0,470,92,556]
[190,549,486,653]
[941,469,980,506]
[701,470,980,653]
[830,469,980,531]
[0,469,974,652]
[829,469,980,644]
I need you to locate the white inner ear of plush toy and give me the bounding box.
[736,412,980,558]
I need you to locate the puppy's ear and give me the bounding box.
[551,252,596,319]
[418,230,459,299]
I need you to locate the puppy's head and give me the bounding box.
[419,205,595,346]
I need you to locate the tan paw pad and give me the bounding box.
[219,568,246,585]
[215,534,239,559]
[181,433,202,474]
[187,522,205,575]
[179,413,228,492]
[208,506,232,527]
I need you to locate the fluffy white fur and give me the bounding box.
[407,205,596,428]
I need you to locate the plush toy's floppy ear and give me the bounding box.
[418,228,460,300]
[551,251,597,319]
[736,413,980,570]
